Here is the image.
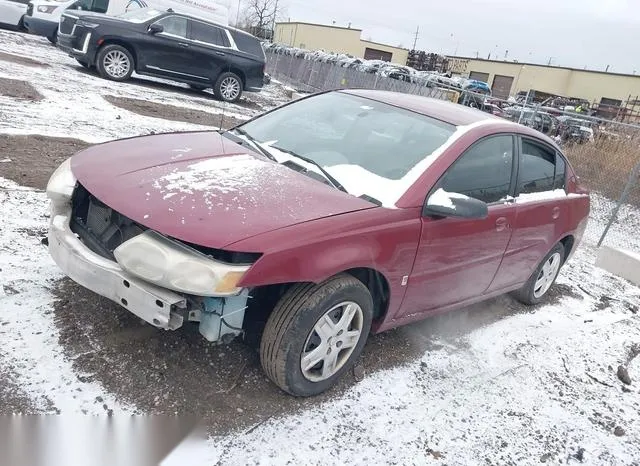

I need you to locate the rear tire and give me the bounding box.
[260,274,373,396]
[96,44,134,82]
[512,243,565,305]
[213,72,243,102]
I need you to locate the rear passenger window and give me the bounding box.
[191,21,230,47]
[439,135,514,204]
[518,140,565,194]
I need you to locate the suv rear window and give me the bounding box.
[229,30,265,60]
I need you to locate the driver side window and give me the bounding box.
[439,135,514,204]
[154,16,188,38]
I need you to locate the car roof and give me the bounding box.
[340,89,498,126]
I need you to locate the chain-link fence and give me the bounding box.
[265,50,640,254]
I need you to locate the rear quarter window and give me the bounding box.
[230,31,265,60]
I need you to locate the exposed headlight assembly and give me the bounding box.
[46,158,76,208]
[114,231,251,297]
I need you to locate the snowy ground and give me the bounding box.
[1,29,639,466]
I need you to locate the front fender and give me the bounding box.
[232,207,423,324]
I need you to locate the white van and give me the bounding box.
[23,0,230,42]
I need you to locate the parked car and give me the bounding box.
[46,90,590,396]
[0,0,29,30]
[24,0,230,43]
[556,116,594,144]
[57,8,265,102]
[503,108,557,135]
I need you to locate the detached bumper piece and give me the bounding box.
[48,204,186,330]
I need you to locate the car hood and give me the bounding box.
[70,132,375,249]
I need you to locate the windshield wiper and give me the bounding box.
[271,145,348,193]
[227,127,278,162]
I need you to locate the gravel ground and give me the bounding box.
[0,28,639,465]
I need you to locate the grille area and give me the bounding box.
[59,15,76,35]
[70,184,146,260]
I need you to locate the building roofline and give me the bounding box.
[275,21,362,32]
[361,39,409,51]
[449,56,640,79]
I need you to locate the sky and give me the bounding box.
[237,0,640,74]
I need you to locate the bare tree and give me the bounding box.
[241,0,285,39]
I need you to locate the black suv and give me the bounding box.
[57,8,265,102]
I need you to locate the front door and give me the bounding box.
[400,134,518,316]
[137,15,205,82]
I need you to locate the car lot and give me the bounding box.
[1,29,640,464]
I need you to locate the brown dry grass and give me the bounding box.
[564,135,640,205]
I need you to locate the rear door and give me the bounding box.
[400,134,518,316]
[186,19,232,82]
[489,136,568,290]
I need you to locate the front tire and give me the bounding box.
[512,243,565,305]
[47,28,58,44]
[260,274,373,396]
[96,44,134,82]
[213,72,243,102]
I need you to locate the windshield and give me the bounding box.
[237,92,456,206]
[116,8,162,22]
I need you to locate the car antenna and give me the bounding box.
[167,8,174,12]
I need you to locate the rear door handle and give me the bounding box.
[552,206,561,219]
[495,217,509,232]
[178,42,190,48]
[215,51,226,56]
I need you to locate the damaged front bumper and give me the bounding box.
[48,203,187,330]
[47,201,250,343]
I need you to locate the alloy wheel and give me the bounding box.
[533,252,562,298]
[301,301,364,382]
[103,50,130,79]
[220,77,240,101]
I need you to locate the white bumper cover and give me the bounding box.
[48,204,186,330]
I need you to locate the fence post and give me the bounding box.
[597,161,640,247]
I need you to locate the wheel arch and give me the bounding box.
[97,39,138,69]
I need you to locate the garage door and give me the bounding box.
[364,48,392,62]
[491,75,514,99]
[469,71,489,83]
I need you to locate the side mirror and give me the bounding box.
[148,23,164,34]
[423,188,488,219]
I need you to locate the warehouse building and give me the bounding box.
[448,57,640,109]
[274,22,409,65]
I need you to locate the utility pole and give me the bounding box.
[412,25,419,50]
[271,0,279,40]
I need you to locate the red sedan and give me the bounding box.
[46,90,590,396]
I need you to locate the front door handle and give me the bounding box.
[215,51,226,56]
[552,207,561,219]
[178,42,190,48]
[495,217,509,232]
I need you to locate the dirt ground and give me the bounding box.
[103,95,246,129]
[0,50,48,68]
[0,134,89,189]
[0,77,43,101]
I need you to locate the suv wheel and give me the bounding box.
[213,72,243,102]
[260,274,373,396]
[97,45,134,82]
[512,243,565,305]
